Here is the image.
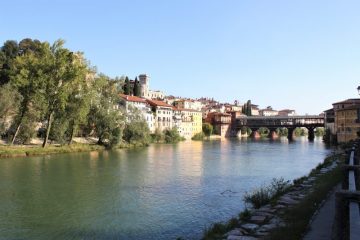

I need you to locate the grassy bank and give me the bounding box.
[0,144,105,158]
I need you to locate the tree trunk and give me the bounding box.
[10,122,22,145]
[68,122,75,145]
[10,99,29,145]
[42,111,54,148]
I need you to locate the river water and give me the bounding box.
[0,137,330,240]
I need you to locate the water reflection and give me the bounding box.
[0,137,329,240]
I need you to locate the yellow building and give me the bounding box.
[174,108,202,139]
[333,99,360,143]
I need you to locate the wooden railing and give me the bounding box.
[335,144,360,240]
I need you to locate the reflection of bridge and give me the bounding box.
[235,115,325,140]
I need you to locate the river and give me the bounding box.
[0,137,330,240]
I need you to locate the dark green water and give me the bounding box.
[0,137,330,240]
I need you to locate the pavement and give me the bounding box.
[303,184,341,240]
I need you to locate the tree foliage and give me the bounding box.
[242,100,252,116]
[0,83,22,135]
[202,123,213,137]
[133,76,141,96]
[86,74,125,148]
[122,106,150,145]
[123,76,130,95]
[0,38,153,149]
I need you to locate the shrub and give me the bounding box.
[202,217,238,240]
[164,127,183,143]
[192,132,205,140]
[202,123,213,137]
[123,120,150,145]
[243,178,291,209]
[151,128,164,143]
[239,208,251,221]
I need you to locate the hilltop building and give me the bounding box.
[139,74,165,99]
[278,109,296,116]
[173,99,203,111]
[259,106,278,116]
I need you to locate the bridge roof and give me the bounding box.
[237,115,323,119]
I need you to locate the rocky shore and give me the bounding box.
[218,158,340,240]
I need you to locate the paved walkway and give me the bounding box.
[303,184,340,240]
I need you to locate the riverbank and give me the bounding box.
[0,136,189,159]
[0,143,105,158]
[202,151,345,240]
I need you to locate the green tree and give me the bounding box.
[123,76,130,95]
[276,127,288,136]
[133,77,141,96]
[258,127,270,136]
[246,100,252,116]
[0,40,19,85]
[87,74,125,148]
[40,40,89,148]
[202,123,213,137]
[315,127,325,137]
[9,42,48,145]
[64,62,94,145]
[0,83,22,135]
[1,39,42,86]
[123,108,150,145]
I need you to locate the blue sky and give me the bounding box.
[1,0,359,114]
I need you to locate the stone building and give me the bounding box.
[205,112,232,137]
[333,99,360,143]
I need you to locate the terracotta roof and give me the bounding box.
[119,94,147,103]
[146,99,173,108]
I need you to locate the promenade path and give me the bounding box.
[303,184,340,240]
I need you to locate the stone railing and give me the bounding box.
[335,144,360,240]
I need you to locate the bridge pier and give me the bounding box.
[250,128,261,138]
[308,127,315,141]
[269,128,279,139]
[288,128,295,141]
